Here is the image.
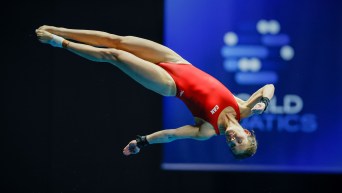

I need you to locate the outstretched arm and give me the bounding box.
[123,124,216,156]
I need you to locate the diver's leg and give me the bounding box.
[36,29,176,96]
[38,25,189,64]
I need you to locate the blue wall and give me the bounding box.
[163,0,342,173]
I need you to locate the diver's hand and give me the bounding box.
[123,140,140,156]
[251,102,266,114]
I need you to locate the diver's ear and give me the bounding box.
[244,129,251,136]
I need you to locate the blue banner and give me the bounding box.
[162,0,342,173]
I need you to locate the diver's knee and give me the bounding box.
[161,78,177,96]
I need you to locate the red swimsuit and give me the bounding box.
[157,62,240,135]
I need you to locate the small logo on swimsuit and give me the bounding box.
[210,105,219,114]
[179,90,184,97]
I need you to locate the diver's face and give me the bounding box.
[225,128,251,154]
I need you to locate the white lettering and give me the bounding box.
[210,105,219,114]
[269,96,284,114]
[235,94,304,114]
[236,93,316,133]
[283,95,303,114]
[241,114,317,133]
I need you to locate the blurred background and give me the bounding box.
[3,0,341,193]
